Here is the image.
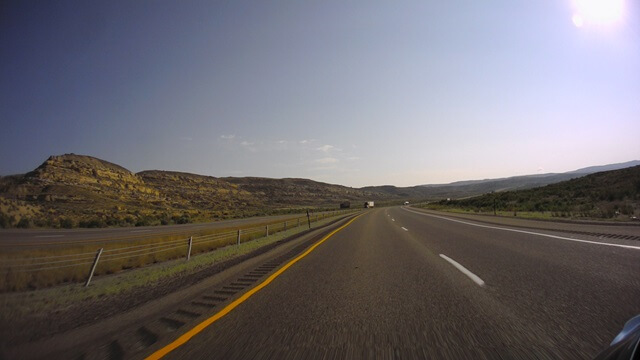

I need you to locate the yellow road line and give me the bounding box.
[145,213,363,360]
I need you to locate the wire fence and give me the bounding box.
[0,209,360,290]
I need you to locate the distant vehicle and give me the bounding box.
[595,314,640,360]
[340,201,350,209]
[403,201,409,205]
[364,201,374,208]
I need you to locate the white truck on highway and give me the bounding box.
[364,201,374,208]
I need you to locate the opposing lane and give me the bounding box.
[0,213,327,246]
[154,207,640,359]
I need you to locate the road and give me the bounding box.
[0,212,322,246]
[157,206,640,359]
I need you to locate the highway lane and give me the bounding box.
[393,207,640,356]
[158,207,640,359]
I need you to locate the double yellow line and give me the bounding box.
[145,213,363,359]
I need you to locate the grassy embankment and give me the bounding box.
[0,213,358,319]
[417,166,640,221]
[417,203,565,220]
[0,210,357,292]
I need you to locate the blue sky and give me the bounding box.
[1,1,638,187]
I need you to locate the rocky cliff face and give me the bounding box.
[0,154,167,227]
[26,154,159,200]
[138,170,261,211]
[0,154,388,228]
[222,177,382,206]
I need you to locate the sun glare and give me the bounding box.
[572,0,624,27]
[572,14,584,27]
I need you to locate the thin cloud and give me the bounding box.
[240,141,258,152]
[220,135,236,140]
[316,157,339,164]
[316,145,337,153]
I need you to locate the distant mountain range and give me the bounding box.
[0,154,638,228]
[433,164,640,219]
[364,160,640,200]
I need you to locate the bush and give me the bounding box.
[135,217,151,227]
[176,216,190,224]
[79,219,105,228]
[0,212,13,228]
[59,217,74,229]
[17,217,30,228]
[33,218,50,227]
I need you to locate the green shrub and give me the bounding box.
[60,217,74,229]
[0,212,13,228]
[80,219,105,228]
[17,217,30,228]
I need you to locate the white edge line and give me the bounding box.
[402,208,640,251]
[440,254,485,287]
[401,227,409,231]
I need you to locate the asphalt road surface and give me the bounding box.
[160,207,640,359]
[0,213,319,246]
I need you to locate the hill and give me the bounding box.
[222,177,386,206]
[566,160,640,175]
[428,165,640,220]
[0,154,392,228]
[1,154,638,228]
[363,160,640,200]
[1,154,172,228]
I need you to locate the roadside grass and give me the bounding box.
[0,212,356,318]
[0,211,355,292]
[424,207,557,220]
[415,203,638,222]
[417,167,640,221]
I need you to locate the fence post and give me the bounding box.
[266,225,269,237]
[297,218,300,227]
[85,248,103,287]
[307,210,311,229]
[187,236,193,261]
[237,229,241,246]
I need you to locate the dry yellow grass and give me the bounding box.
[0,210,355,292]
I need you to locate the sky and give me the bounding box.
[1,0,639,187]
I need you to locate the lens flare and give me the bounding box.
[572,14,584,27]
[572,0,624,27]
